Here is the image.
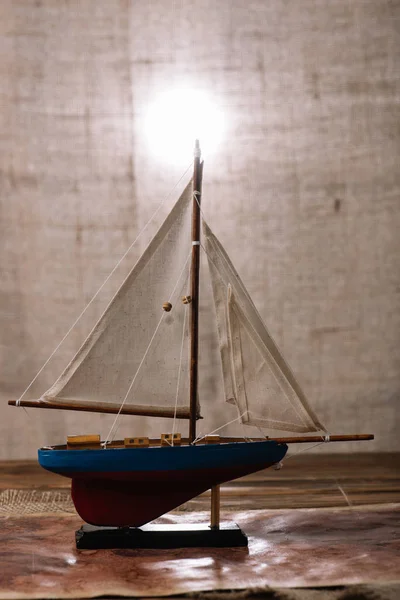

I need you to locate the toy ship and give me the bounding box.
[9,141,373,529]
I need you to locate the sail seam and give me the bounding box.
[228,295,316,431]
[226,286,249,421]
[246,413,318,432]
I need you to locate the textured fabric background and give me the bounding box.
[1,0,399,458]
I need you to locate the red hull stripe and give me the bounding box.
[71,461,276,527]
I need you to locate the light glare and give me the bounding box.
[144,89,224,163]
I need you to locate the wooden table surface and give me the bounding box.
[1,453,399,514]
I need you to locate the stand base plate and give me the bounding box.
[76,522,248,549]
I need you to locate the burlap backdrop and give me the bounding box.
[1,0,399,458]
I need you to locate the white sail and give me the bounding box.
[42,181,194,416]
[203,220,325,433]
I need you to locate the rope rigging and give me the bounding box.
[15,164,193,408]
[104,250,193,445]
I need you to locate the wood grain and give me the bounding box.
[0,454,398,514]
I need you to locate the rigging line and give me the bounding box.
[22,407,32,420]
[275,454,358,513]
[15,162,193,407]
[232,398,253,442]
[172,270,190,444]
[284,440,326,460]
[336,480,353,509]
[335,478,360,517]
[192,190,208,221]
[199,241,323,431]
[240,417,253,442]
[104,250,193,445]
[256,424,268,440]
[192,411,247,445]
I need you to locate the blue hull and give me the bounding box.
[38,440,288,527]
[39,440,287,475]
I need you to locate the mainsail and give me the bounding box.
[40,181,195,419]
[203,220,325,433]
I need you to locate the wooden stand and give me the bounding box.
[75,483,247,550]
[75,522,248,549]
[211,484,220,529]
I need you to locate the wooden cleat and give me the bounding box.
[67,434,101,448]
[161,433,182,446]
[124,437,150,447]
[205,435,220,444]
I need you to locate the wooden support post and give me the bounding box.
[210,485,220,530]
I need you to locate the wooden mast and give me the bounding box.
[188,141,220,525]
[189,140,203,443]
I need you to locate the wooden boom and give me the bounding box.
[8,401,373,444]
[218,434,374,444]
[7,398,199,420]
[266,434,374,444]
[171,434,374,444]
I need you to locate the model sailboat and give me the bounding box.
[9,141,373,529]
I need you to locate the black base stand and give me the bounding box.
[76,522,248,549]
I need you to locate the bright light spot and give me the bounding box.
[144,89,224,164]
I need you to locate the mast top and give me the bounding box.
[194,139,201,160]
